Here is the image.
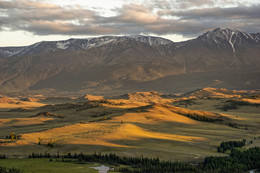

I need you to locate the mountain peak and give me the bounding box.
[203,28,241,37]
[211,28,236,33]
[199,28,257,52]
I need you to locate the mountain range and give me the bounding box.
[0,28,260,95]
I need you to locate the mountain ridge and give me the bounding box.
[0,35,176,58]
[1,28,260,58]
[0,28,259,95]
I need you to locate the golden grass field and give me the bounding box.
[0,88,259,162]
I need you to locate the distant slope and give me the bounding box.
[181,87,260,99]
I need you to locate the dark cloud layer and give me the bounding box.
[0,0,259,37]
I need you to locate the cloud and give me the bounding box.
[116,4,159,24]
[176,0,215,9]
[0,0,260,37]
[0,0,59,9]
[164,4,260,20]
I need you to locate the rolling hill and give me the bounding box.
[0,87,259,161]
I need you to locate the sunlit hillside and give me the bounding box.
[0,88,259,162]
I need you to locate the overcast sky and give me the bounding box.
[0,0,260,46]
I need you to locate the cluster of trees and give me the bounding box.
[94,99,125,105]
[47,139,55,148]
[0,154,6,159]
[89,116,112,123]
[29,152,58,158]
[0,166,22,173]
[90,111,112,118]
[220,99,260,111]
[220,102,239,111]
[34,112,63,118]
[168,105,222,122]
[183,113,221,122]
[127,104,154,113]
[36,138,56,147]
[75,101,101,112]
[5,132,20,141]
[217,140,246,153]
[203,147,260,173]
[41,101,100,112]
[227,122,240,129]
[227,100,260,106]
[173,99,197,107]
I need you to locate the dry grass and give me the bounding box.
[0,88,259,161]
[82,94,104,101]
[165,104,223,120]
[110,104,198,125]
[241,98,260,104]
[103,100,149,108]
[6,119,205,149]
[126,91,173,103]
[0,96,45,108]
[187,87,259,99]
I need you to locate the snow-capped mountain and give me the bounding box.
[1,28,259,58]
[0,28,259,94]
[198,28,260,52]
[0,36,175,58]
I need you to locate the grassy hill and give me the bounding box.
[0,88,259,162]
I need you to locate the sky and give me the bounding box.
[0,0,260,47]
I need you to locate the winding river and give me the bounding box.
[90,165,110,173]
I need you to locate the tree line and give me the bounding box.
[29,152,198,173]
[27,147,260,173]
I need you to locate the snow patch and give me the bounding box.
[0,48,25,57]
[56,42,70,49]
[229,31,236,52]
[86,37,117,49]
[129,35,172,46]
